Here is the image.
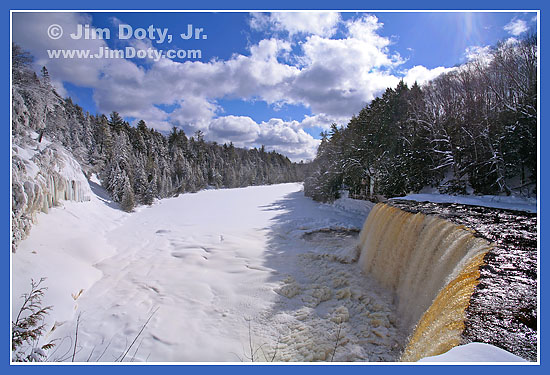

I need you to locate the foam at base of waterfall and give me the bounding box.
[257,250,405,362]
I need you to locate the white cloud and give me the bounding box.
[403,65,453,86]
[250,12,340,38]
[287,15,403,116]
[169,97,220,134]
[109,16,123,27]
[346,15,389,47]
[463,44,497,68]
[504,18,528,36]
[256,118,321,161]
[300,113,347,131]
[204,115,320,161]
[464,45,492,61]
[208,115,260,145]
[13,12,458,161]
[12,12,109,88]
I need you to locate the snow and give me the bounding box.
[334,190,376,218]
[12,183,126,325]
[12,134,92,249]
[13,182,399,362]
[12,182,526,363]
[419,343,527,362]
[394,193,537,213]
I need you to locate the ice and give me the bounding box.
[275,277,302,299]
[12,137,92,250]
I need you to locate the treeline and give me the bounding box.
[304,35,537,202]
[12,44,303,212]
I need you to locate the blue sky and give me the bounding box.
[12,11,537,161]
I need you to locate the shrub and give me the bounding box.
[12,278,55,362]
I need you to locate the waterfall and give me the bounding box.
[357,203,493,361]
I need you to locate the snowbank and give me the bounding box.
[394,193,537,213]
[331,192,376,219]
[419,343,528,362]
[12,182,126,328]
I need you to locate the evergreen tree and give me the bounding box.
[40,66,50,87]
[120,182,135,212]
[304,34,537,201]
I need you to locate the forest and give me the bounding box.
[304,35,537,202]
[12,43,304,213]
[12,32,538,210]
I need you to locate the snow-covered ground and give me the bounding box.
[394,193,537,213]
[13,182,393,362]
[12,182,524,362]
[419,343,527,363]
[12,180,126,327]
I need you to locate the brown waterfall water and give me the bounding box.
[357,203,493,361]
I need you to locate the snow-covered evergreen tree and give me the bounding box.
[304,34,537,202]
[11,42,305,250]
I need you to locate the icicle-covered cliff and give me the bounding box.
[12,81,91,251]
[12,137,92,251]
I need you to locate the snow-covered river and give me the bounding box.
[13,182,405,362]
